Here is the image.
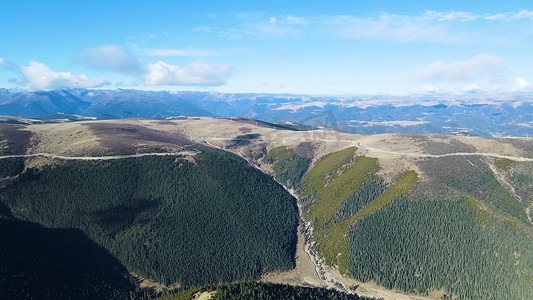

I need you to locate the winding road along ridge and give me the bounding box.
[0,150,201,160]
[193,137,533,161]
[355,142,533,161]
[2,138,533,161]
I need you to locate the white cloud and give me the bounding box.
[222,10,533,43]
[417,54,505,81]
[462,83,482,93]
[0,57,17,71]
[484,13,507,21]
[19,61,108,90]
[418,10,478,22]
[144,60,231,86]
[513,10,533,20]
[78,45,143,75]
[250,25,292,36]
[249,21,302,37]
[510,78,531,92]
[147,48,219,57]
[327,10,533,43]
[419,10,533,22]
[330,13,466,43]
[236,14,307,38]
[483,10,533,21]
[422,84,440,93]
[268,15,306,25]
[285,15,308,25]
[487,78,532,93]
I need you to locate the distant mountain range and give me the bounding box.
[1,88,533,137]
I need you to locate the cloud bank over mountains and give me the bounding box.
[1,44,231,90]
[416,54,531,94]
[145,60,231,86]
[417,54,504,81]
[1,58,108,90]
[78,45,144,76]
[19,61,108,90]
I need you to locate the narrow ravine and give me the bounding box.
[301,218,351,293]
[284,188,352,294]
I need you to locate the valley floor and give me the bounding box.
[261,222,435,300]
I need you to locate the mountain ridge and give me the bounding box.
[1,88,533,137]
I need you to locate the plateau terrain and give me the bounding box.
[1,116,532,299]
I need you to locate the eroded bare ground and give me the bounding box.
[130,272,180,293]
[194,292,214,300]
[323,267,436,300]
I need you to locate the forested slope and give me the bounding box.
[262,146,311,190]
[264,145,533,299]
[0,208,141,299]
[418,156,528,223]
[157,281,370,300]
[348,197,533,299]
[0,150,298,292]
[296,147,417,272]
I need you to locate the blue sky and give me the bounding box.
[1,0,533,95]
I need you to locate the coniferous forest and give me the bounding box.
[348,196,533,299]
[157,281,369,300]
[0,214,143,299]
[0,151,299,294]
[262,146,311,190]
[0,157,24,178]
